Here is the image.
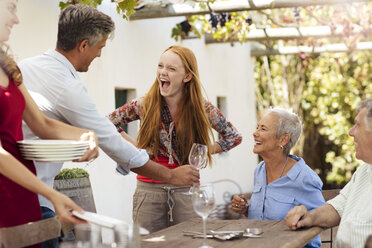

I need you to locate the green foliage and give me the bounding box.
[195,0,217,10]
[254,51,372,186]
[171,16,203,41]
[59,0,103,9]
[305,52,372,184]
[116,0,136,20]
[59,0,137,20]
[55,168,90,180]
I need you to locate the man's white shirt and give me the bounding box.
[20,49,149,210]
[327,163,372,248]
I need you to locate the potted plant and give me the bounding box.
[54,168,97,213]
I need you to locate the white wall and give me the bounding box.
[10,0,257,224]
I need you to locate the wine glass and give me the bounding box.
[184,143,208,195]
[192,184,215,248]
[74,223,102,247]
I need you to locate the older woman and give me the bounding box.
[231,107,325,248]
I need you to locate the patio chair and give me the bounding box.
[207,179,244,220]
[365,235,372,248]
[0,216,61,248]
[320,189,341,248]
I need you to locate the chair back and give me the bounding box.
[365,235,372,248]
[322,189,341,201]
[0,216,61,248]
[320,189,341,247]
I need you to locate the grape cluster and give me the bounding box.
[246,18,253,25]
[292,7,300,23]
[209,12,231,28]
[180,20,192,35]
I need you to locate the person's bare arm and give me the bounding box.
[119,132,199,186]
[285,204,341,230]
[0,141,85,224]
[131,160,200,186]
[211,143,223,154]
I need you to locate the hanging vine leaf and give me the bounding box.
[59,0,103,9]
[59,0,137,19]
[117,0,137,20]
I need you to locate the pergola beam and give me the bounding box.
[204,25,371,43]
[250,41,372,56]
[130,0,372,20]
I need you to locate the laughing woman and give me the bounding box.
[108,45,242,233]
[231,107,325,248]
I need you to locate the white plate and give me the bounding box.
[21,150,87,156]
[19,146,88,152]
[72,211,150,235]
[18,140,89,149]
[23,155,82,162]
[22,153,85,158]
[72,211,125,229]
[18,140,89,146]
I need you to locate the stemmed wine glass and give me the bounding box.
[192,184,215,248]
[184,143,208,195]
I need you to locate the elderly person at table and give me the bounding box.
[285,98,372,248]
[231,107,325,248]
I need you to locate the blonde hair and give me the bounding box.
[137,45,213,165]
[0,43,22,85]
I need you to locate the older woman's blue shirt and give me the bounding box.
[248,155,325,248]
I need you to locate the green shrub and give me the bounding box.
[55,168,89,180]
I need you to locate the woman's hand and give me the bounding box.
[49,190,87,224]
[75,131,99,162]
[231,194,249,215]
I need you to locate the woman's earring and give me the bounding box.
[280,145,284,149]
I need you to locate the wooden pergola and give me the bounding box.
[130,0,372,20]
[250,41,372,56]
[130,0,372,55]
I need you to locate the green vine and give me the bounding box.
[59,0,137,20]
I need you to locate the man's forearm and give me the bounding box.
[131,160,172,182]
[131,160,199,186]
[307,204,341,228]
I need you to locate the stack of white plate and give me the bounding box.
[17,140,89,162]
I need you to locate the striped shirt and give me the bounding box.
[328,163,372,248]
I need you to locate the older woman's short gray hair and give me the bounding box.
[357,98,372,131]
[266,107,302,155]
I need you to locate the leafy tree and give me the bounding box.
[254,51,372,187]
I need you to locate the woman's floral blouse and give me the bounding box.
[107,97,242,165]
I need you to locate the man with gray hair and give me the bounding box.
[285,98,372,248]
[20,5,199,247]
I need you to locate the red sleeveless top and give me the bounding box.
[0,79,41,247]
[137,156,180,183]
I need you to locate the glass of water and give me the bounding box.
[192,183,215,248]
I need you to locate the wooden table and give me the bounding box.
[141,218,323,248]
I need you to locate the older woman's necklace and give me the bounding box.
[279,156,289,178]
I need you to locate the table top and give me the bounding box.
[141,218,323,248]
